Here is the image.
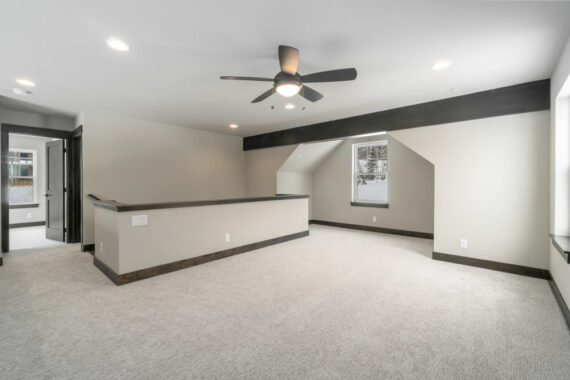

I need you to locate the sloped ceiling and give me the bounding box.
[279,140,343,173]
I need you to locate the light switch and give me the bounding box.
[460,239,468,249]
[131,214,148,227]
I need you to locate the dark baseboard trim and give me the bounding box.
[309,219,433,239]
[82,244,95,254]
[549,280,570,330]
[94,256,118,283]
[94,230,310,285]
[432,251,551,280]
[9,203,39,209]
[9,221,45,228]
[350,202,389,208]
[0,255,3,266]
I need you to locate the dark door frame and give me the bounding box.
[1,123,83,253]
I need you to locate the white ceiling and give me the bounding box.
[1,1,569,137]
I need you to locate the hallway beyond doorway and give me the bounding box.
[9,226,66,251]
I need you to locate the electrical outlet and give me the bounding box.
[225,233,230,242]
[100,241,104,252]
[460,239,468,249]
[372,216,377,223]
[131,215,148,227]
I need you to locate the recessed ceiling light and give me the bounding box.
[15,78,36,87]
[432,60,451,71]
[106,37,130,52]
[12,88,32,95]
[285,103,295,110]
[229,124,238,129]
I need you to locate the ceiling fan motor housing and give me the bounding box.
[274,72,303,89]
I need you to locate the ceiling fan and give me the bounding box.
[220,45,357,103]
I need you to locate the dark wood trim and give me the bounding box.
[1,123,83,252]
[90,194,310,212]
[551,235,570,263]
[82,244,95,254]
[350,202,389,208]
[71,125,82,138]
[9,221,45,228]
[1,128,9,253]
[549,280,570,330]
[9,203,39,209]
[67,127,82,243]
[94,256,118,283]
[244,79,550,150]
[87,194,101,201]
[309,219,433,239]
[432,251,551,280]
[94,230,310,285]
[1,124,73,139]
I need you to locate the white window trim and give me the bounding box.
[351,140,388,204]
[9,148,38,205]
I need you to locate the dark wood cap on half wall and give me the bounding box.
[87,194,310,212]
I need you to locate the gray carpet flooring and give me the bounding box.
[1,225,569,379]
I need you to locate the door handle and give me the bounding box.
[43,194,49,197]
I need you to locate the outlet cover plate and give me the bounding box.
[131,215,148,227]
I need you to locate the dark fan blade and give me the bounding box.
[278,45,299,75]
[299,86,323,102]
[220,76,273,82]
[301,68,357,83]
[252,87,276,103]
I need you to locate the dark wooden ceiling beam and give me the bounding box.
[243,79,550,151]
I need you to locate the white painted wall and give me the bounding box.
[550,37,570,305]
[392,111,550,269]
[8,135,53,224]
[82,111,246,245]
[312,134,434,234]
[95,198,308,274]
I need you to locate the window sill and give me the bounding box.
[9,203,39,209]
[350,202,389,208]
[551,235,570,263]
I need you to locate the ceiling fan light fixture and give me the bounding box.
[276,83,301,97]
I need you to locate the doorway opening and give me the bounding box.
[1,124,82,254]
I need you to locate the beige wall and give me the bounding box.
[277,171,313,217]
[312,134,435,234]
[95,198,308,274]
[392,110,550,269]
[82,111,246,245]
[550,37,570,306]
[245,145,297,197]
[0,108,75,131]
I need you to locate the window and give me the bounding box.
[352,141,388,204]
[9,149,37,205]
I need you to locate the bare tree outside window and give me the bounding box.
[353,141,388,203]
[9,150,36,205]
